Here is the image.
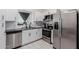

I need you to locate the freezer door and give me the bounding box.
[61,12,77,49]
[53,10,62,49]
[53,21,61,49]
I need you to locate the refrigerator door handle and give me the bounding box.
[54,22,59,30]
[61,19,62,36]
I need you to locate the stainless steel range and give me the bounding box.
[42,14,53,44]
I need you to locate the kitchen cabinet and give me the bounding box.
[0,11,6,49]
[3,10,18,21]
[35,29,42,39]
[22,28,42,45]
[35,12,44,21]
[22,30,34,45]
[31,12,44,21]
[0,31,6,49]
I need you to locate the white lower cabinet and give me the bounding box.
[0,15,6,49]
[22,29,42,45]
[35,29,42,40]
[0,22,6,49]
[22,30,35,45]
[0,33,6,49]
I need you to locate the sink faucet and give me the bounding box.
[29,22,32,28]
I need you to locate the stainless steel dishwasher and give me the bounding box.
[6,30,22,49]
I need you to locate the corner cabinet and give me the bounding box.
[22,28,42,45]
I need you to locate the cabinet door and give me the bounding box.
[35,12,44,21]
[30,29,36,41]
[36,29,42,40]
[22,30,32,45]
[22,30,37,45]
[0,30,6,49]
[0,15,6,49]
[4,10,18,21]
[22,30,29,45]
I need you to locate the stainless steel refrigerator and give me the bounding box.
[53,9,78,49]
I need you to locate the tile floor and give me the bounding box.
[19,40,53,49]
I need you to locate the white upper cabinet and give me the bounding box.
[29,10,44,21]
[0,10,6,49]
[3,9,18,21]
[34,11,44,21]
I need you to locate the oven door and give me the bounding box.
[42,29,51,38]
[42,29,52,44]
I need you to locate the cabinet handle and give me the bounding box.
[2,23,4,27]
[36,32,37,34]
[15,17,16,20]
[2,15,4,27]
[29,33,31,36]
[2,15,4,20]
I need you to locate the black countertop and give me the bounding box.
[5,27,42,34]
[22,27,42,31]
[6,29,22,34]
